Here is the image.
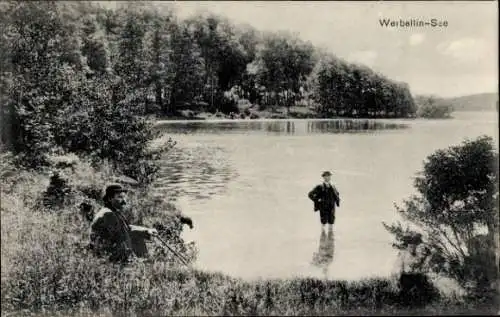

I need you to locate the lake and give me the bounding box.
[153,112,498,282]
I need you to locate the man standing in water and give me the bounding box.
[308,171,340,229]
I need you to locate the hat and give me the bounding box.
[103,184,128,201]
[321,171,332,177]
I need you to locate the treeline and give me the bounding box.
[310,55,416,118]
[1,1,417,126]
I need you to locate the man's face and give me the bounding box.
[323,175,331,183]
[110,192,127,212]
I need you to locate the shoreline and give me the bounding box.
[153,110,495,126]
[155,116,419,125]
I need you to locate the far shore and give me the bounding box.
[154,117,417,125]
[153,110,494,126]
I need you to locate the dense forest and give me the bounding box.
[0,1,417,128]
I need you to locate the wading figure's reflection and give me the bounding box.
[311,227,335,277]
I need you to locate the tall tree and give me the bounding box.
[255,31,315,110]
[1,1,85,166]
[143,8,175,114]
[113,2,153,114]
[168,22,206,113]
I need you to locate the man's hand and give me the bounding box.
[180,216,194,229]
[147,228,158,238]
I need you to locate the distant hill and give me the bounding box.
[444,93,498,112]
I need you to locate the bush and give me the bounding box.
[4,72,175,184]
[42,172,72,209]
[56,78,175,184]
[383,135,499,302]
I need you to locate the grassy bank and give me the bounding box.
[1,154,494,316]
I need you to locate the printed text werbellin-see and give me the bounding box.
[379,18,449,28]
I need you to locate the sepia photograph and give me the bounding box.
[0,0,498,316]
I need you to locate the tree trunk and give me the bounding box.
[168,90,176,116]
[490,210,500,297]
[156,84,164,114]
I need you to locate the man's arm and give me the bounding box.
[130,225,157,240]
[332,185,340,207]
[179,215,194,229]
[308,185,321,201]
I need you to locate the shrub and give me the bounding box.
[52,78,176,185]
[42,172,72,209]
[383,135,499,302]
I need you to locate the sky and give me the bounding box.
[105,1,498,98]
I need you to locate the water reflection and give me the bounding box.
[156,119,408,135]
[306,120,407,134]
[311,227,335,278]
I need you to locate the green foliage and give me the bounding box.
[52,76,175,184]
[415,95,454,119]
[383,136,499,301]
[1,2,84,166]
[309,56,417,118]
[0,2,176,183]
[252,32,316,110]
[168,21,207,114]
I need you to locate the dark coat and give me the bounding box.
[90,206,152,262]
[308,183,340,211]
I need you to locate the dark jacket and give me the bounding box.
[90,205,152,263]
[308,183,340,211]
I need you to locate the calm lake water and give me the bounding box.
[153,112,498,281]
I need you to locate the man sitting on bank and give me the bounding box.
[89,184,158,263]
